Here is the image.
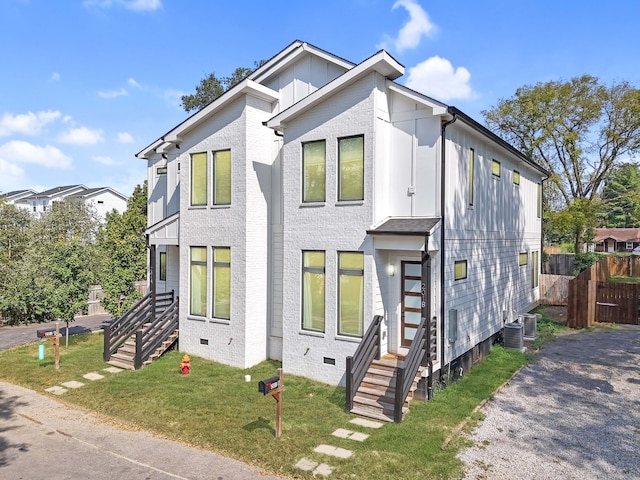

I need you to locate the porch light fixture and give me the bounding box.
[387,264,395,276]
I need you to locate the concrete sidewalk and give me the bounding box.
[0,382,286,479]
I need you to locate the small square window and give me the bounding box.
[454,260,467,280]
[626,242,633,250]
[513,170,520,185]
[156,166,167,175]
[492,159,501,177]
[519,252,528,266]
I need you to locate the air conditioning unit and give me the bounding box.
[519,313,538,340]
[504,322,524,350]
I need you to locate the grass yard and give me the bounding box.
[0,332,529,479]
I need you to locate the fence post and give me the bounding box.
[134,330,143,370]
[394,367,405,423]
[345,356,353,412]
[103,324,111,362]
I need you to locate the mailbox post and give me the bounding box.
[258,368,283,438]
[37,322,61,370]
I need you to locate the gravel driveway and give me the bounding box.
[458,324,640,479]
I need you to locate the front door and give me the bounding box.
[401,261,422,347]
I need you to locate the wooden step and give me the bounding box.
[106,359,134,370]
[350,406,394,423]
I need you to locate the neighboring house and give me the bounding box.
[592,227,640,253]
[0,189,37,205]
[136,40,548,388]
[12,185,127,220]
[69,187,128,221]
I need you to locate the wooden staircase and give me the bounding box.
[107,325,179,370]
[350,354,424,422]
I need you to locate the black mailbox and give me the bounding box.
[258,376,280,395]
[37,329,58,339]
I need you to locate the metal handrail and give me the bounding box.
[345,315,383,411]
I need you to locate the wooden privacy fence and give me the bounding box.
[539,274,572,305]
[543,254,576,276]
[87,282,148,316]
[567,257,640,327]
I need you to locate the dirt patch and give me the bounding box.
[538,305,568,324]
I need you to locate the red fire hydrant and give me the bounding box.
[180,354,191,375]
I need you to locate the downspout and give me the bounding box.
[422,234,433,399]
[440,113,457,374]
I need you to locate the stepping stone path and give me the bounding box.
[294,417,384,476]
[44,367,123,396]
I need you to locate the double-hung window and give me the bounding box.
[338,135,364,201]
[302,141,326,202]
[212,247,231,319]
[191,153,207,206]
[190,247,207,316]
[302,251,325,332]
[338,252,364,337]
[213,150,231,205]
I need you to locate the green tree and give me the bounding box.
[181,63,263,113]
[484,75,640,251]
[600,163,640,227]
[98,183,148,318]
[547,198,602,254]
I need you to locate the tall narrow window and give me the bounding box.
[191,152,207,206]
[212,247,231,319]
[537,183,542,218]
[519,252,528,266]
[468,148,475,206]
[213,150,231,205]
[492,159,501,177]
[190,247,207,316]
[159,251,167,281]
[531,251,539,288]
[302,251,325,332]
[338,135,364,201]
[338,252,364,337]
[513,170,520,185]
[302,141,326,202]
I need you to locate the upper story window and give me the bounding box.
[513,170,520,185]
[338,135,364,201]
[213,150,231,205]
[519,252,528,266]
[454,260,468,280]
[156,166,167,175]
[191,152,207,206]
[492,159,501,178]
[537,183,542,218]
[302,140,326,202]
[468,148,475,207]
[302,250,325,332]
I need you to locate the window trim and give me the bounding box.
[491,158,501,178]
[301,250,326,333]
[338,135,364,202]
[454,260,468,280]
[337,251,365,338]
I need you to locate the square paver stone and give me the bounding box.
[294,458,318,472]
[313,463,334,476]
[332,428,352,439]
[45,386,67,395]
[103,367,124,373]
[61,381,84,389]
[350,418,384,429]
[83,372,104,381]
[349,432,369,442]
[314,444,353,459]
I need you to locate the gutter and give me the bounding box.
[440,113,457,373]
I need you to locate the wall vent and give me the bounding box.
[504,322,524,350]
[323,357,335,365]
[200,338,209,345]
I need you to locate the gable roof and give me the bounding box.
[69,187,128,201]
[136,40,353,160]
[20,185,86,200]
[593,227,640,243]
[1,189,37,200]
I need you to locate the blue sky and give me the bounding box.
[1,0,639,197]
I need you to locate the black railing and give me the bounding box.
[103,290,174,363]
[345,315,383,412]
[393,314,429,423]
[134,297,179,369]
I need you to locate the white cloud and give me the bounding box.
[163,89,185,110]
[379,0,436,52]
[117,132,134,143]
[0,110,62,137]
[405,56,475,101]
[128,77,142,89]
[0,158,25,193]
[0,140,73,169]
[83,0,162,11]
[98,87,128,99]
[51,72,61,81]
[93,155,123,166]
[58,127,104,145]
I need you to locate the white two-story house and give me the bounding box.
[137,41,547,395]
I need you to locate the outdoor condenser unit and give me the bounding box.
[519,313,538,340]
[504,322,524,350]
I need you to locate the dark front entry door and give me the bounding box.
[401,261,422,347]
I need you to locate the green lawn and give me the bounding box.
[0,332,529,479]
